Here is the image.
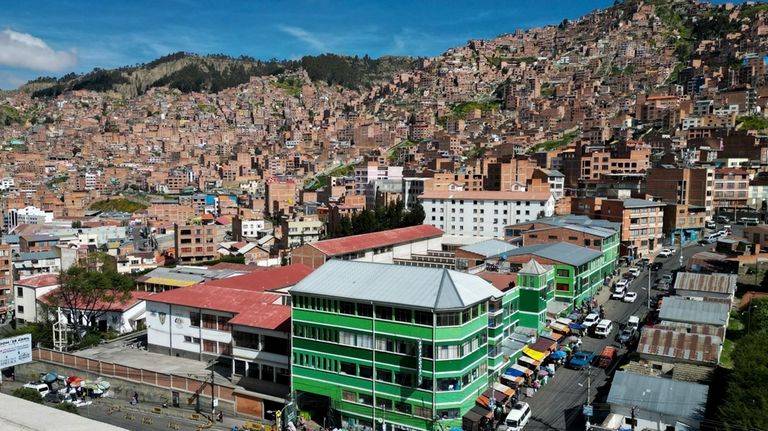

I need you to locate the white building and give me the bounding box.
[282,218,324,248]
[240,219,266,239]
[117,252,160,274]
[354,163,403,200]
[13,274,60,324]
[0,177,15,191]
[419,190,555,238]
[41,290,153,334]
[4,206,54,231]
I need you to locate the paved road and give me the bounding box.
[523,242,708,431]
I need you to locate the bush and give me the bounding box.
[55,403,80,415]
[12,387,44,404]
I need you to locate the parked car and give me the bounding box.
[596,346,618,369]
[568,351,595,370]
[502,402,531,431]
[583,313,600,328]
[716,215,730,223]
[661,274,673,284]
[594,319,614,338]
[705,220,716,229]
[617,327,637,346]
[627,267,641,277]
[649,262,663,271]
[658,248,675,257]
[622,292,638,303]
[23,382,50,398]
[717,230,729,237]
[611,286,627,300]
[626,315,640,331]
[615,279,629,289]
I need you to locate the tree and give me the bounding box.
[402,202,426,227]
[47,253,134,341]
[743,298,768,334]
[55,403,80,415]
[718,332,768,430]
[12,387,44,404]
[71,220,82,229]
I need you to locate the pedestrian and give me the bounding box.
[133,391,139,404]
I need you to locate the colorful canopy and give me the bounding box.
[549,350,567,360]
[522,346,547,362]
[518,355,542,370]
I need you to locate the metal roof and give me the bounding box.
[505,242,602,266]
[289,260,501,311]
[459,239,517,258]
[14,251,60,261]
[607,371,708,423]
[523,215,621,231]
[308,225,444,256]
[619,198,666,209]
[526,223,616,238]
[658,297,729,326]
[674,273,736,295]
[519,259,551,275]
[637,327,721,365]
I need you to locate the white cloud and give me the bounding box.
[0,29,78,72]
[277,25,329,53]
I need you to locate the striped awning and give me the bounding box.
[518,355,542,369]
[511,363,534,376]
[549,322,571,334]
[493,382,515,397]
[501,374,524,386]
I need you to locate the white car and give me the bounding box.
[627,267,641,277]
[23,382,50,398]
[615,279,629,289]
[611,286,626,300]
[622,292,638,303]
[503,402,531,431]
[657,249,672,257]
[583,313,600,328]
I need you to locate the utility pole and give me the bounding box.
[647,266,651,310]
[211,366,215,416]
[631,406,637,431]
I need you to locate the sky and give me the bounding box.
[0,0,734,90]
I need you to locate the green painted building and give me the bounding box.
[515,260,555,332]
[505,242,607,312]
[290,260,537,431]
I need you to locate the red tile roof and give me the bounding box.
[16,274,60,288]
[228,303,291,331]
[309,225,444,256]
[419,190,552,201]
[478,272,518,292]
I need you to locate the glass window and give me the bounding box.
[436,313,460,326]
[376,368,392,383]
[359,365,373,379]
[357,303,373,317]
[395,372,412,386]
[340,362,356,375]
[395,308,411,322]
[395,402,411,415]
[339,301,355,315]
[189,312,200,327]
[414,310,432,325]
[375,306,392,320]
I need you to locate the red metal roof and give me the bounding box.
[146,265,313,330]
[207,262,264,272]
[16,274,60,288]
[478,272,518,292]
[309,225,444,256]
[201,264,313,292]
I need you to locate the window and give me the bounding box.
[189,312,200,327]
[339,331,356,346]
[436,313,460,326]
[16,287,23,298]
[202,314,217,329]
[395,402,412,415]
[556,269,569,277]
[395,372,412,386]
[556,283,570,292]
[395,308,411,322]
[203,340,217,353]
[359,365,373,379]
[217,316,230,332]
[17,305,24,314]
[376,399,392,410]
[339,301,355,315]
[414,310,432,325]
[340,362,356,375]
[357,303,373,317]
[358,394,373,405]
[584,239,591,246]
[414,406,432,418]
[183,336,200,344]
[437,345,460,359]
[376,369,392,383]
[342,390,356,402]
[375,306,392,320]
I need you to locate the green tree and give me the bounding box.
[743,298,768,334]
[719,332,768,430]
[337,216,353,238]
[71,220,82,229]
[47,254,134,341]
[12,387,44,404]
[402,202,426,227]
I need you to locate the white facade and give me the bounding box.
[0,177,14,191]
[284,219,324,248]
[117,254,159,274]
[354,165,403,196]
[146,301,233,360]
[750,183,768,209]
[51,301,147,334]
[547,175,565,200]
[5,206,54,231]
[241,219,266,238]
[420,192,555,238]
[14,283,59,324]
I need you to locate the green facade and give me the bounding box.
[291,296,494,431]
[516,264,555,332]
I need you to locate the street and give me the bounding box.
[522,241,708,431]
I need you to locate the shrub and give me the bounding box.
[12,387,44,404]
[55,403,80,415]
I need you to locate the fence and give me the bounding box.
[31,348,235,403]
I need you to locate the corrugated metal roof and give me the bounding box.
[674,273,736,295]
[527,224,616,238]
[637,327,721,365]
[658,297,729,326]
[505,242,602,266]
[309,225,444,256]
[607,371,708,422]
[520,259,551,275]
[289,260,501,310]
[459,239,517,258]
[14,251,60,261]
[620,198,666,208]
[656,322,726,340]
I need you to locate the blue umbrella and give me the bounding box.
[549,350,567,360]
[43,372,58,383]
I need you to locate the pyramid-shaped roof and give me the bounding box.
[518,259,551,275]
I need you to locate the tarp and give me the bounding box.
[504,367,524,377]
[511,364,534,376]
[569,323,587,330]
[555,317,573,326]
[549,322,570,334]
[500,374,524,386]
[493,382,515,397]
[529,337,558,353]
[518,355,542,370]
[522,346,547,362]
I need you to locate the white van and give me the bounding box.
[503,402,531,431]
[740,217,759,226]
[702,233,720,244]
[627,315,640,331]
[594,319,614,338]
